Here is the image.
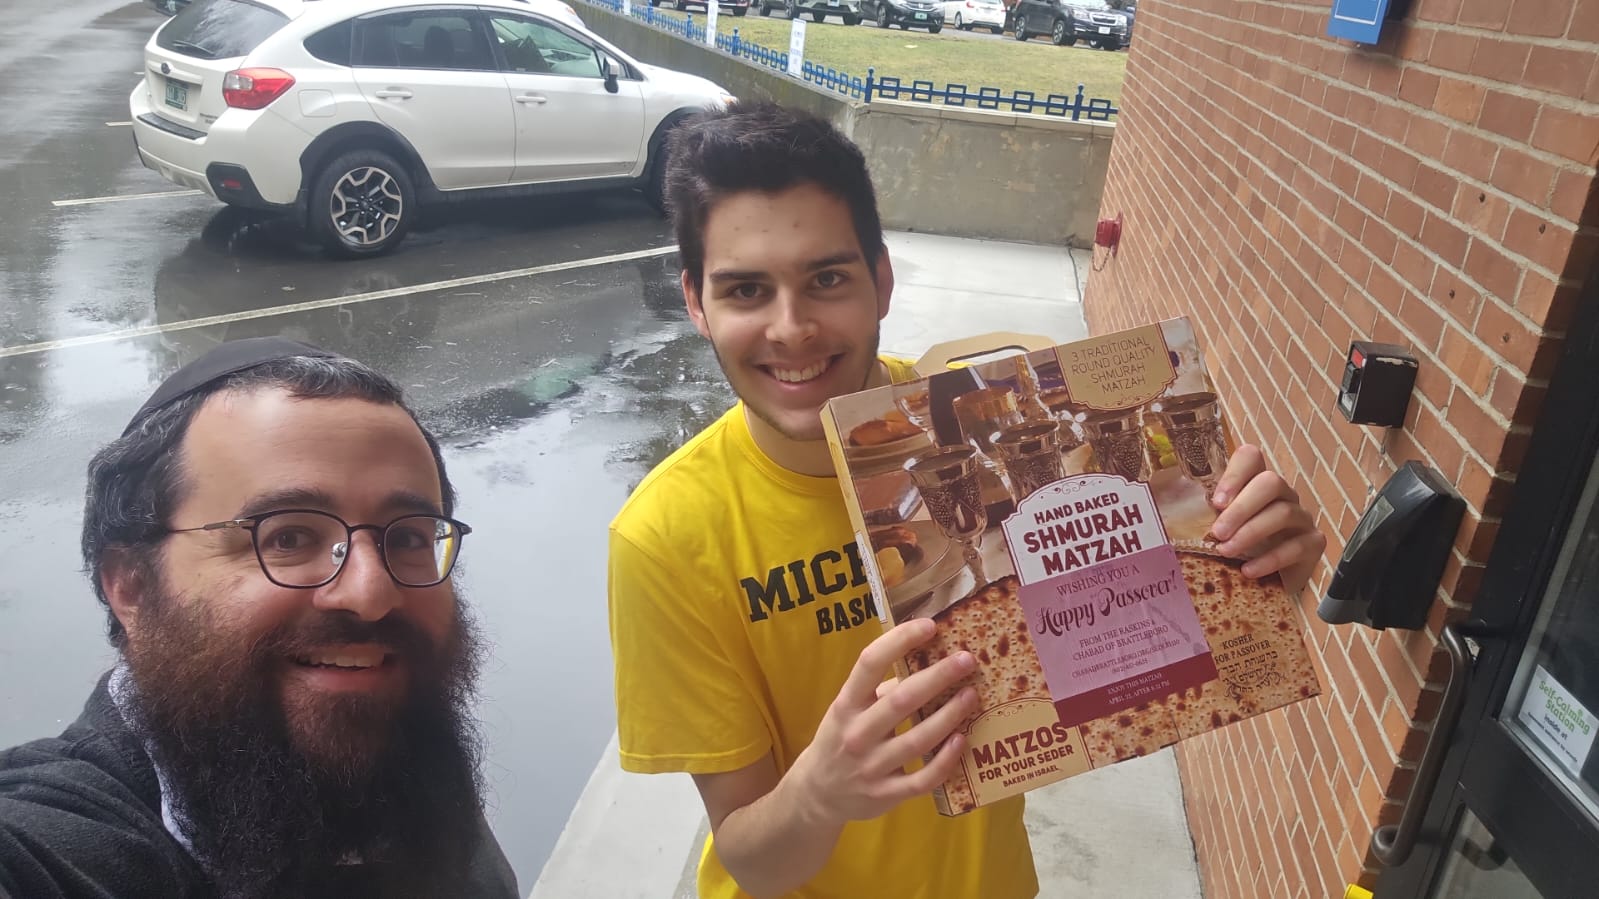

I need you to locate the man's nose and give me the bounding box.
[312,531,403,621]
[765,290,819,346]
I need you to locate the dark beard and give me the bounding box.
[121,585,488,899]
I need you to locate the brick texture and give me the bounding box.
[1085,0,1599,894]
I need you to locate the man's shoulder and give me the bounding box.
[0,688,159,829]
[611,406,742,543]
[0,692,199,898]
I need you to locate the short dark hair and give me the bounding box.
[81,354,456,647]
[664,101,885,292]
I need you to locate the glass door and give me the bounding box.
[1375,269,1599,899]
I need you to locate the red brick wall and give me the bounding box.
[1083,1,1599,896]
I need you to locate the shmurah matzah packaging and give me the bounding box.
[821,317,1321,815]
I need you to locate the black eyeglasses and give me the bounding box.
[166,509,472,589]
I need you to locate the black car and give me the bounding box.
[1113,0,1135,46]
[861,0,943,31]
[754,0,863,24]
[1012,0,1128,47]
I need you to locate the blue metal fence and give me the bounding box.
[869,75,1118,120]
[580,0,1117,120]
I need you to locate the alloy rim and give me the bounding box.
[330,166,403,248]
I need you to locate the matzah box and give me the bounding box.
[821,318,1322,815]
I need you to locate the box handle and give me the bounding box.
[913,332,1057,377]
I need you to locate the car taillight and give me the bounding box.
[222,68,295,110]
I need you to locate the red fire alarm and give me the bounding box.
[1095,213,1123,257]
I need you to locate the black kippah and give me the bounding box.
[123,337,338,436]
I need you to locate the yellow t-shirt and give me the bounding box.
[608,358,1037,899]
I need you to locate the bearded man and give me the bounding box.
[0,338,517,899]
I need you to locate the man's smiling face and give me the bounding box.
[109,387,485,897]
[135,389,460,763]
[684,182,893,443]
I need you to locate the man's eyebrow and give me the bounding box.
[707,268,769,284]
[237,487,340,518]
[805,251,863,271]
[706,252,864,284]
[236,488,441,519]
[383,490,444,518]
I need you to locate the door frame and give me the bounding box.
[1375,257,1599,896]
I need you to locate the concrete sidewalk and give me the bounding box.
[531,232,1203,899]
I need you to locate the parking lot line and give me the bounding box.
[0,245,680,360]
[52,189,205,208]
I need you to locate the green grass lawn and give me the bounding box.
[635,7,1128,105]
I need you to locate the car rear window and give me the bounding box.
[305,20,354,66]
[156,0,290,60]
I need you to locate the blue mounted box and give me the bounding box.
[1327,0,1391,44]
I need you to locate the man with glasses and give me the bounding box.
[0,338,517,899]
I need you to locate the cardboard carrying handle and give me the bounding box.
[913,332,1058,377]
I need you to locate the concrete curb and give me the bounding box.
[529,732,708,899]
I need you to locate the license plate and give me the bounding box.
[915,10,926,17]
[164,79,188,110]
[1098,25,1110,33]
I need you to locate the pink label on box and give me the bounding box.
[1002,475,1217,729]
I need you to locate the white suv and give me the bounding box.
[131,0,733,256]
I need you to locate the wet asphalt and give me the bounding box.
[0,0,732,887]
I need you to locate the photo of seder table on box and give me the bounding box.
[822,317,1322,816]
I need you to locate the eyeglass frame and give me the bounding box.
[163,507,474,589]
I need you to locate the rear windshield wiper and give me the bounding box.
[171,39,220,58]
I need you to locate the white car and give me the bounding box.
[130,0,734,256]
[941,0,1005,32]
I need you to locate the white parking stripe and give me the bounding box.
[52,189,205,208]
[0,245,679,360]
[106,121,132,127]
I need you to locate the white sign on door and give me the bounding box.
[787,18,806,77]
[706,0,719,43]
[1517,665,1599,777]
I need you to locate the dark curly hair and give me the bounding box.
[664,100,885,293]
[80,354,456,647]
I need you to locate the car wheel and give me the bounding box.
[877,6,889,25]
[1051,17,1070,44]
[309,150,414,258]
[760,0,771,13]
[812,10,825,20]
[1014,18,1027,39]
[928,22,941,32]
[644,147,669,215]
[843,12,859,23]
[733,5,748,13]
[991,23,1003,33]
[954,13,964,27]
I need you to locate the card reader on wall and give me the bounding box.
[1317,461,1466,630]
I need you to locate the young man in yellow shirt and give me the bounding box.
[607,102,1326,899]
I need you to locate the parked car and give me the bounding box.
[941,0,1004,33]
[129,0,733,257]
[649,0,752,17]
[754,0,862,24]
[861,0,943,31]
[1115,0,1135,46]
[1012,0,1127,47]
